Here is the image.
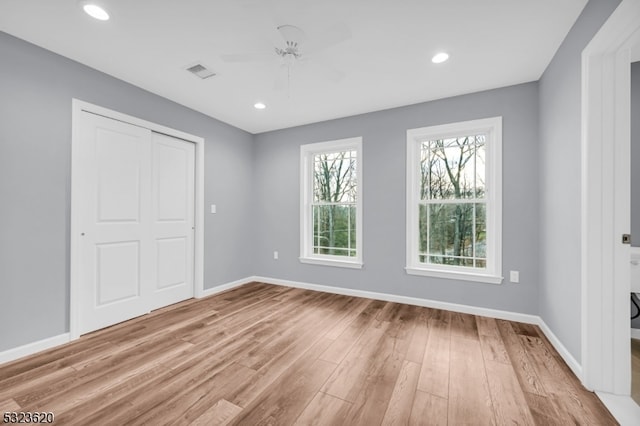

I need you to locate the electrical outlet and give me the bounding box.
[509,270,520,283]
[274,251,279,260]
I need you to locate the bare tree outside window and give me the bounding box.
[419,135,486,268]
[312,150,357,256]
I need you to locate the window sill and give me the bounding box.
[299,257,363,269]
[405,266,503,284]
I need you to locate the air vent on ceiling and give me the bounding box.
[186,63,216,79]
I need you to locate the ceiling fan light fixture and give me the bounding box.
[80,1,110,21]
[254,102,266,110]
[432,52,449,64]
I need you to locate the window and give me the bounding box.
[300,137,362,268]
[406,117,502,284]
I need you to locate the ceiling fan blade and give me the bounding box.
[305,22,352,53]
[220,53,274,63]
[277,24,307,44]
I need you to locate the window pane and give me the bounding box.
[421,136,483,200]
[475,203,486,259]
[475,142,486,199]
[349,205,357,253]
[313,150,357,203]
[312,204,356,256]
[418,201,487,269]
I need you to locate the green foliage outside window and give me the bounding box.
[312,150,357,257]
[419,135,486,268]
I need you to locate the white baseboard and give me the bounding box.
[0,333,70,366]
[0,275,585,390]
[253,275,584,382]
[200,276,255,298]
[252,275,539,324]
[0,277,253,366]
[596,392,640,426]
[631,328,640,340]
[535,318,582,379]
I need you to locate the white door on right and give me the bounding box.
[149,133,195,310]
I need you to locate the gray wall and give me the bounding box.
[538,0,621,363]
[0,32,254,352]
[253,83,540,314]
[0,0,623,363]
[632,62,640,329]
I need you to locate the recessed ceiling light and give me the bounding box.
[81,2,110,21]
[432,52,449,64]
[254,102,266,110]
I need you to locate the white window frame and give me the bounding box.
[405,117,503,284]
[300,137,363,269]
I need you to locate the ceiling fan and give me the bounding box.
[221,23,351,92]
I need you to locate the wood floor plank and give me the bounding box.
[417,316,451,399]
[409,390,448,426]
[324,297,372,340]
[476,316,510,364]
[0,398,21,411]
[229,358,337,425]
[447,335,495,425]
[384,303,420,340]
[321,320,389,402]
[0,283,617,425]
[496,319,547,396]
[145,363,256,426]
[381,360,421,426]
[235,292,337,370]
[450,311,479,341]
[405,308,431,364]
[190,399,242,426]
[53,363,170,425]
[484,359,535,425]
[19,339,195,414]
[226,291,353,408]
[319,299,386,364]
[0,366,77,403]
[227,337,335,409]
[510,321,541,337]
[60,350,245,425]
[522,391,568,426]
[520,335,618,425]
[293,392,353,425]
[0,340,115,384]
[341,333,406,426]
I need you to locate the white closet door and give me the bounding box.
[76,113,196,335]
[78,112,153,334]
[150,133,195,310]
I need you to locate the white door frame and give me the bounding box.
[70,99,206,340]
[581,0,640,394]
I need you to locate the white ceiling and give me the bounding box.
[0,0,587,134]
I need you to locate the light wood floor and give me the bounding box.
[0,282,617,425]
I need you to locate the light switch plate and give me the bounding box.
[210,204,216,214]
